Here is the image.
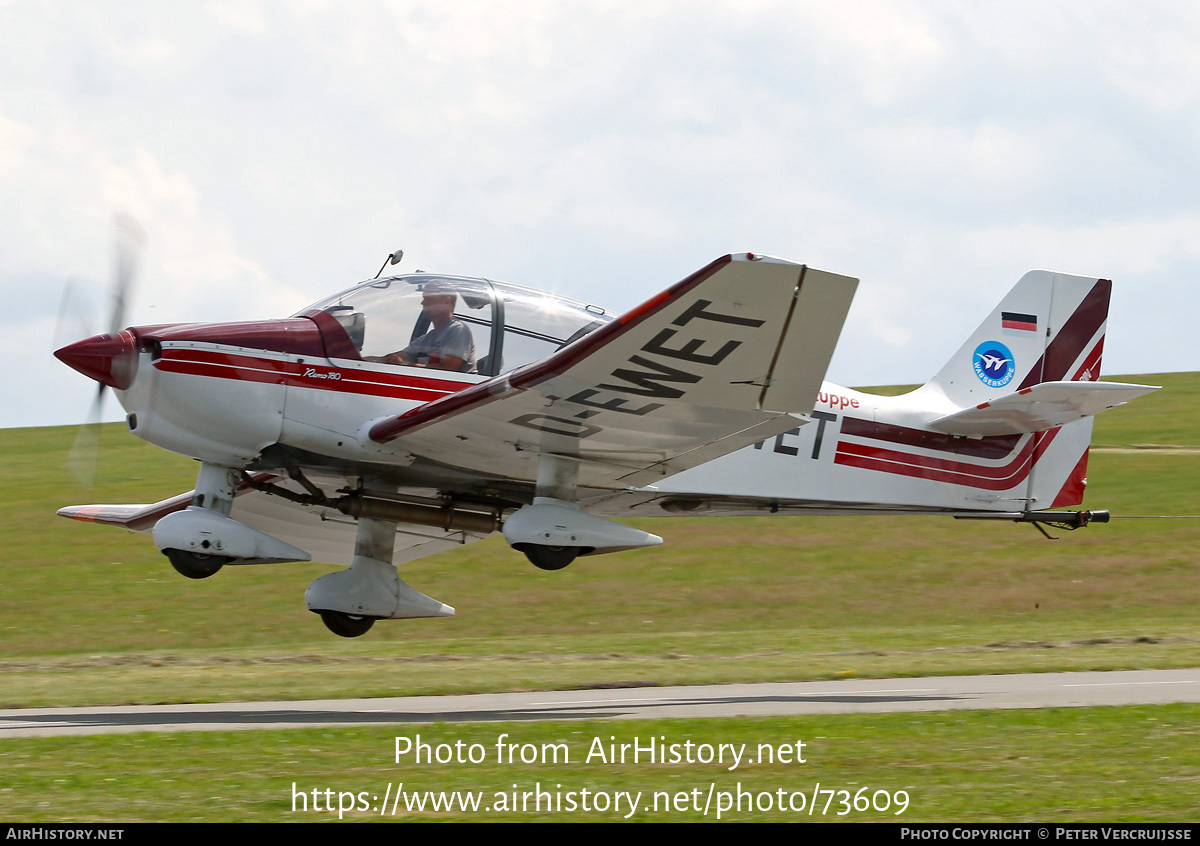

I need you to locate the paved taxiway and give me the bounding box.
[2,668,1198,738]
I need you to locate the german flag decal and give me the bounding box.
[1002,311,1038,332]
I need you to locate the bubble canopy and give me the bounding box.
[298,274,612,376]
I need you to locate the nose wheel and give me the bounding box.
[317,610,376,638]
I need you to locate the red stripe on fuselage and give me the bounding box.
[839,417,1021,459]
[837,433,1036,480]
[834,428,1061,490]
[153,348,469,402]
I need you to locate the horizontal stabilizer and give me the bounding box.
[928,380,1160,436]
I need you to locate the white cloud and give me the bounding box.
[3,0,1200,430]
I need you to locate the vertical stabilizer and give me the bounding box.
[917,270,1114,510]
[925,271,1112,409]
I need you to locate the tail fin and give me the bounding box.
[926,270,1112,409]
[915,271,1156,509]
[920,271,1156,438]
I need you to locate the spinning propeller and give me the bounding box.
[54,214,146,489]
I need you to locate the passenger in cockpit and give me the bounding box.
[366,281,476,372]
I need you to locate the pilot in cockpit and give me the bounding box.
[365,281,476,372]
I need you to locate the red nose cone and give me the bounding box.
[54,330,139,390]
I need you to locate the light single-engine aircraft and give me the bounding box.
[55,228,1159,637]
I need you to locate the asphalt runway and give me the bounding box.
[2,668,1198,738]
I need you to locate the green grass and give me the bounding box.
[0,373,1196,708]
[2,706,1198,821]
[1,373,1197,823]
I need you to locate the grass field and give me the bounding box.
[3,706,1199,821]
[1,372,1196,708]
[1,372,1198,821]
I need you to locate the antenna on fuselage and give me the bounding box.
[373,248,404,279]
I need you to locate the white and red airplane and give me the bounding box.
[55,233,1159,637]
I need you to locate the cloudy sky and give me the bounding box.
[3,1,1198,429]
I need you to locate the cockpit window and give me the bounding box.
[490,282,611,373]
[297,275,611,376]
[298,276,494,372]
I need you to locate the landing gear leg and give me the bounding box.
[504,456,661,567]
[517,455,583,570]
[306,507,454,637]
[161,462,240,578]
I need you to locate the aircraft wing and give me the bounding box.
[58,474,487,567]
[368,254,858,489]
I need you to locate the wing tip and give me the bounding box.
[58,505,100,522]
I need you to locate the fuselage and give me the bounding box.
[55,271,1091,519]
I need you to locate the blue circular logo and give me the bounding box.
[972,341,1015,388]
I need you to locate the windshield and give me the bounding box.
[299,274,611,375]
[299,276,494,372]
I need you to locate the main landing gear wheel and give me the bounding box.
[520,545,581,571]
[318,610,376,638]
[164,549,230,580]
